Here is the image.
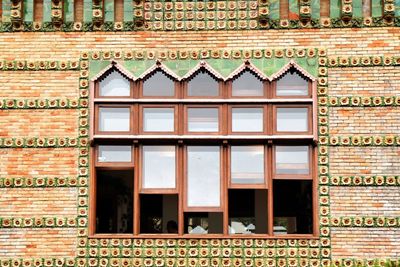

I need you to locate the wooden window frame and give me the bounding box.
[138,70,180,99]
[95,144,135,168]
[139,104,179,134]
[183,70,223,99]
[227,145,268,189]
[228,105,267,135]
[272,76,312,99]
[228,73,268,99]
[89,67,319,238]
[138,144,180,194]
[184,105,223,135]
[272,104,313,135]
[95,104,136,135]
[95,70,134,99]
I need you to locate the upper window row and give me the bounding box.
[97,68,310,98]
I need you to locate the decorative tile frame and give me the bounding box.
[1,50,400,266]
[1,0,400,31]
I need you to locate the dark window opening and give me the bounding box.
[96,170,133,234]
[273,180,313,235]
[229,189,268,234]
[140,194,178,234]
[184,212,223,234]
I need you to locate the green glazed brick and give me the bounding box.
[104,0,114,22]
[43,0,52,22]
[23,0,34,22]
[269,0,280,20]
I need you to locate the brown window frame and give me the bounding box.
[139,104,179,134]
[272,104,313,135]
[89,67,319,238]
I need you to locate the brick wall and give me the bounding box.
[0,26,400,263]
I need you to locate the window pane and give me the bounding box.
[273,180,313,234]
[232,71,264,96]
[276,71,308,96]
[229,189,267,234]
[98,145,132,162]
[143,108,174,132]
[143,71,175,96]
[142,146,175,189]
[232,108,263,132]
[184,212,223,234]
[99,107,130,132]
[187,146,220,207]
[96,170,133,233]
[188,108,219,132]
[188,71,219,96]
[140,194,178,234]
[275,146,309,175]
[99,70,130,97]
[231,146,264,184]
[276,107,308,132]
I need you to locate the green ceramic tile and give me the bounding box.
[207,59,243,79]
[123,60,156,78]
[311,0,320,19]
[104,0,114,22]
[2,1,11,22]
[371,0,382,17]
[163,60,199,78]
[43,0,52,22]
[83,0,92,22]
[353,0,362,17]
[124,0,133,21]
[269,0,280,20]
[64,0,75,22]
[396,0,400,16]
[330,0,341,18]
[289,0,299,19]
[23,0,34,22]
[89,60,112,80]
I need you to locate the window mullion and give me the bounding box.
[133,143,140,235]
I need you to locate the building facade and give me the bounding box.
[1,0,400,266]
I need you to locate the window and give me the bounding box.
[90,65,316,237]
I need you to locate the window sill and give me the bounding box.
[88,234,319,239]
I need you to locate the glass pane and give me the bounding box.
[187,146,220,207]
[142,146,176,189]
[232,108,263,132]
[188,71,219,96]
[96,170,133,234]
[99,107,130,132]
[275,146,309,175]
[140,194,178,234]
[188,108,219,132]
[232,71,264,96]
[98,145,132,162]
[99,70,131,97]
[143,108,174,132]
[229,189,268,234]
[276,71,308,96]
[143,71,175,96]
[273,180,313,234]
[276,107,308,132]
[184,212,223,234]
[231,146,264,184]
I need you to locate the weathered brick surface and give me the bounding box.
[332,228,400,258]
[0,148,78,177]
[330,147,400,176]
[0,188,77,217]
[0,109,78,137]
[331,187,400,217]
[0,71,79,98]
[329,66,400,96]
[0,229,76,257]
[0,28,398,60]
[329,107,400,135]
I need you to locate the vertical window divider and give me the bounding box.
[89,146,97,236]
[222,142,229,235]
[133,141,140,235]
[312,144,319,236]
[177,141,184,235]
[267,141,274,236]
